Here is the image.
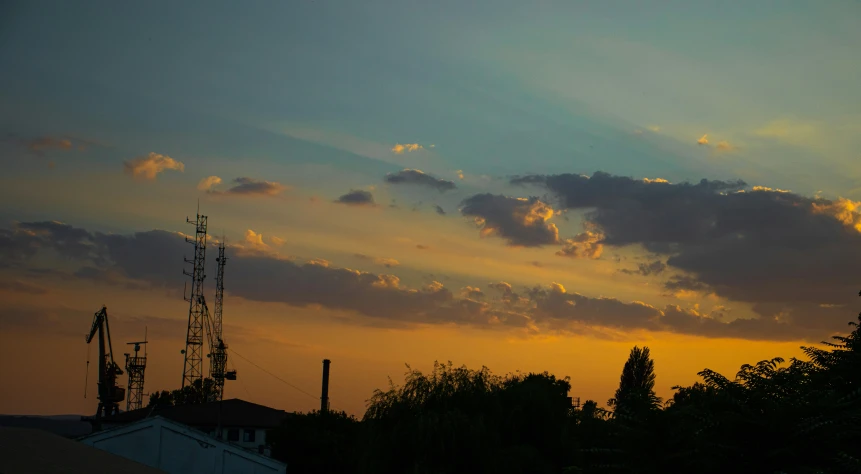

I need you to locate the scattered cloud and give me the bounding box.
[416,244,430,250]
[391,143,423,154]
[197,176,223,191]
[123,152,185,181]
[556,231,604,259]
[1,218,844,340]
[620,260,667,276]
[208,177,287,197]
[270,236,286,247]
[511,171,861,338]
[456,170,465,180]
[434,205,446,216]
[460,194,560,247]
[384,169,456,192]
[647,125,661,132]
[696,134,709,145]
[335,190,376,206]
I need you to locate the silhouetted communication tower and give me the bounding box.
[182,210,208,388]
[208,242,235,400]
[124,333,148,412]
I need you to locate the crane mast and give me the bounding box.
[85,306,125,421]
[209,242,234,400]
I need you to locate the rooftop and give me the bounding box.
[0,427,165,474]
[100,398,290,429]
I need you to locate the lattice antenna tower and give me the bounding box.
[124,328,148,412]
[209,240,229,399]
[181,207,208,388]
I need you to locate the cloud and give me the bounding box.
[459,194,560,247]
[354,254,400,268]
[647,125,661,132]
[208,177,287,197]
[456,170,465,180]
[556,231,604,259]
[335,190,375,206]
[620,260,667,276]
[243,229,270,251]
[715,140,737,152]
[696,134,709,145]
[197,176,223,191]
[2,134,80,157]
[391,143,423,154]
[270,236,286,247]
[511,171,861,338]
[384,169,456,192]
[0,279,48,295]
[416,244,430,250]
[1,218,843,341]
[123,152,185,181]
[434,205,446,216]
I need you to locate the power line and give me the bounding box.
[228,358,251,399]
[230,349,318,401]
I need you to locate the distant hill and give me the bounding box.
[0,414,92,438]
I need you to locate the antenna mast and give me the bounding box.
[124,334,148,412]
[182,210,208,388]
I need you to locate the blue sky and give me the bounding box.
[1,0,860,415]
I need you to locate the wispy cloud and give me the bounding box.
[123,152,185,181]
[696,134,709,145]
[715,140,737,152]
[208,177,287,196]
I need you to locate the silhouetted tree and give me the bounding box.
[146,378,219,408]
[607,346,661,417]
[268,410,360,474]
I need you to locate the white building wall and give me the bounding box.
[80,417,285,474]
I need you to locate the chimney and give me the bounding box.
[320,359,330,414]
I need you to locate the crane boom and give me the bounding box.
[85,306,125,424]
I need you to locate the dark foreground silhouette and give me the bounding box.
[267,301,861,474]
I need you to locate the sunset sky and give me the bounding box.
[1,0,860,417]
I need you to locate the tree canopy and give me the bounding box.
[266,295,861,474]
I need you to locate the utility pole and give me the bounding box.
[182,208,207,388]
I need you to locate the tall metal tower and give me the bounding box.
[213,242,226,347]
[209,242,229,399]
[182,210,208,388]
[124,334,148,412]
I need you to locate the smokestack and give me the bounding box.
[320,359,330,414]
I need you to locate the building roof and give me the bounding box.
[101,398,289,428]
[79,416,287,473]
[0,427,166,474]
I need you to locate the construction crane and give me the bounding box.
[85,306,125,420]
[124,333,148,412]
[209,242,235,400]
[200,295,236,402]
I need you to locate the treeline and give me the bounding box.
[268,312,861,474]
